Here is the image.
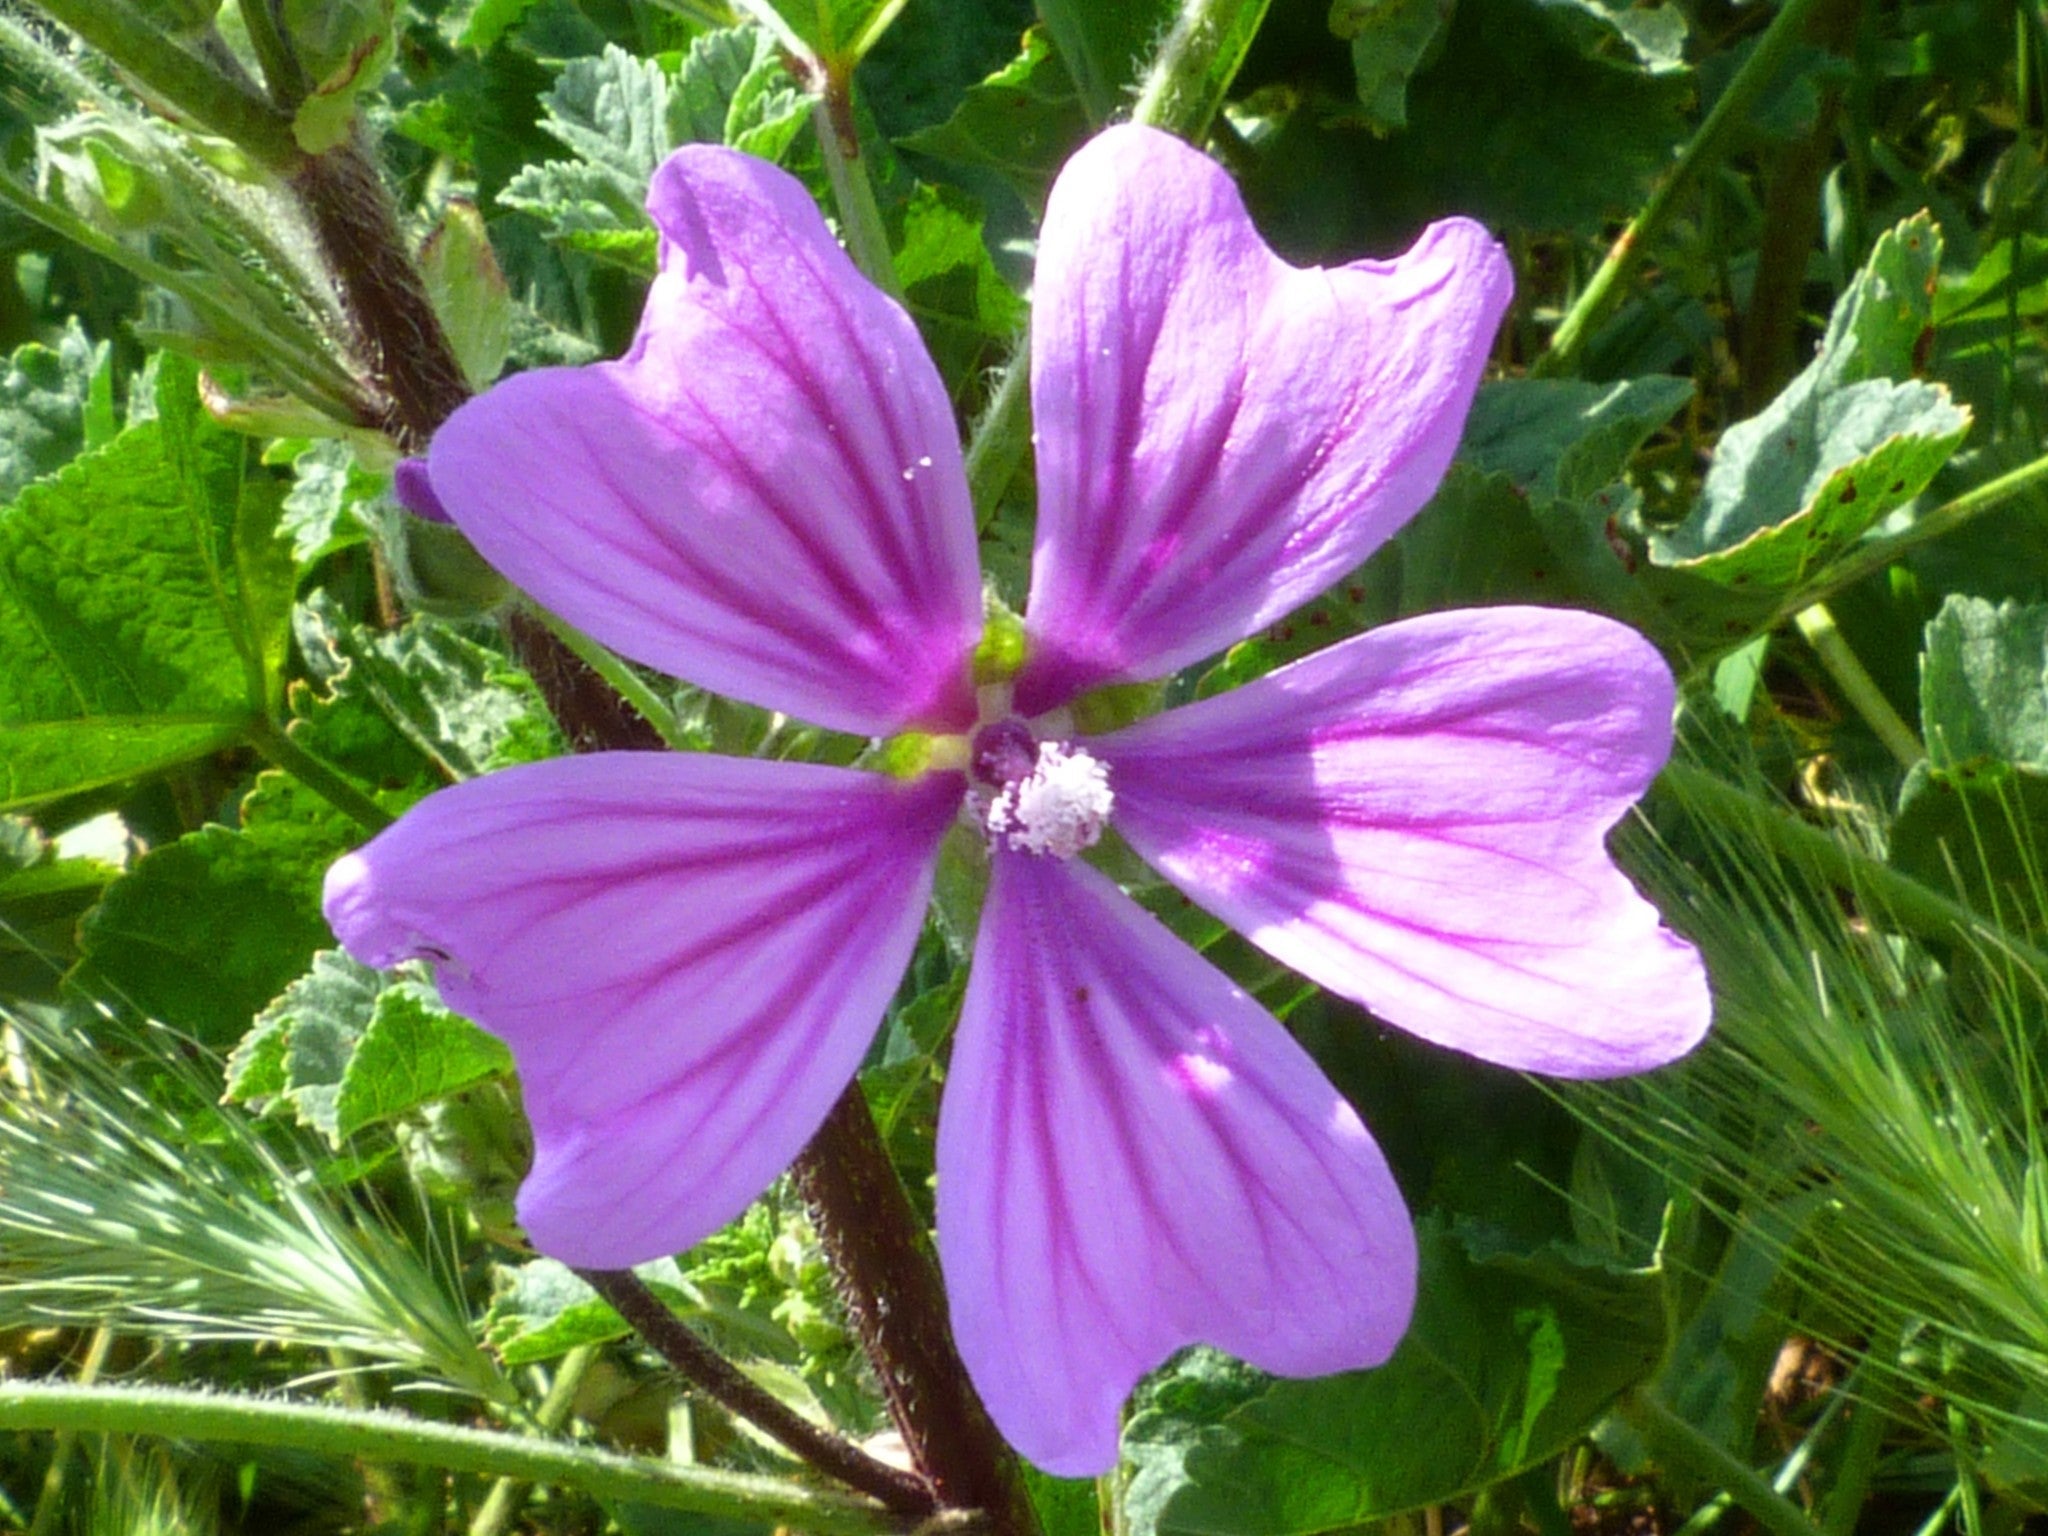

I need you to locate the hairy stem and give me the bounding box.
[28,0,303,172]
[792,1092,1043,1532]
[0,1383,900,1535]
[577,1269,937,1519]
[1539,0,1825,376]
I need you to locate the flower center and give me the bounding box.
[969,722,1113,860]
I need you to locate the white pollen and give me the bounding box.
[985,741,1114,859]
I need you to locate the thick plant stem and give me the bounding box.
[793,1091,1043,1534]
[0,1383,900,1535]
[1539,0,1826,376]
[291,139,470,449]
[576,1269,937,1519]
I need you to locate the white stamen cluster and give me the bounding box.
[984,741,1114,859]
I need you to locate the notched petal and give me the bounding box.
[1017,124,1513,713]
[939,853,1414,1475]
[427,146,982,737]
[1099,605,1711,1078]
[323,753,962,1267]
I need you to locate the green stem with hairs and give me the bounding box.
[812,73,903,303]
[1794,603,1924,767]
[527,607,692,752]
[467,1344,600,1536]
[960,0,1273,525]
[247,721,395,834]
[27,0,303,173]
[25,1327,114,1536]
[0,1383,900,1535]
[1621,1390,1824,1536]
[1659,760,2048,974]
[1538,0,1825,376]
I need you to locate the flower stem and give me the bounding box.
[575,1269,936,1518]
[1658,760,2048,974]
[467,1343,597,1536]
[1792,603,1924,767]
[247,720,396,834]
[791,1091,1044,1534]
[525,606,693,751]
[1538,0,1825,376]
[811,69,903,303]
[0,1382,901,1535]
[27,0,304,174]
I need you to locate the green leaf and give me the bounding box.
[1331,0,1454,133]
[419,201,514,390]
[0,321,102,501]
[296,595,562,784]
[286,0,398,154]
[1918,596,2048,769]
[894,183,1025,396]
[71,776,356,1045]
[1122,1225,1664,1535]
[1461,376,1694,507]
[0,820,116,1003]
[896,26,1088,211]
[333,985,514,1140]
[0,355,293,810]
[485,1257,691,1366]
[226,950,379,1107]
[1653,215,1973,589]
[280,439,379,566]
[501,35,807,270]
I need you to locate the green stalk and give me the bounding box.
[811,74,903,301]
[1793,603,1924,767]
[1761,449,2048,629]
[27,0,303,174]
[1538,0,1825,375]
[247,721,396,834]
[468,1345,599,1536]
[25,1326,114,1536]
[0,1383,900,1535]
[1657,761,2048,974]
[1620,1390,1823,1536]
[235,0,307,109]
[960,0,1272,525]
[527,607,693,752]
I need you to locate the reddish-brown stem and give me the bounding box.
[793,1092,1043,1534]
[286,128,1039,1534]
[575,1268,938,1519]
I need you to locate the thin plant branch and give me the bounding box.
[576,1269,938,1521]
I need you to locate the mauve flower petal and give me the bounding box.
[426,147,982,735]
[1097,607,1710,1078]
[1014,125,1514,714]
[938,852,1414,1476]
[392,457,450,522]
[323,753,960,1267]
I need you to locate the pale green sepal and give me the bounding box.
[1070,678,1167,735]
[971,597,1027,684]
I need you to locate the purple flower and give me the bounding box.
[323,125,1710,1474]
